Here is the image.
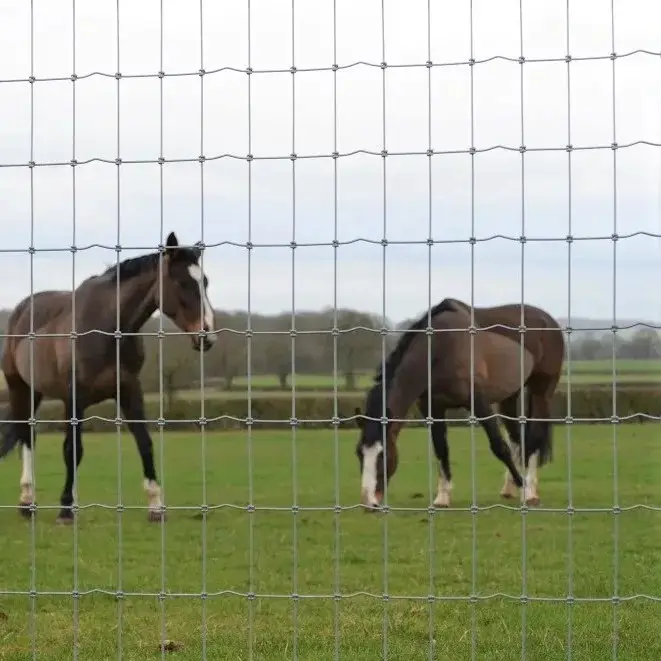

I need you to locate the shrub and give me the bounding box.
[22,385,661,434]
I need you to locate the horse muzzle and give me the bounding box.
[360,488,383,511]
[192,333,215,352]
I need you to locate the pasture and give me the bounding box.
[139,358,661,404]
[1,359,660,405]
[0,425,659,660]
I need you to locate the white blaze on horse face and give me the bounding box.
[188,264,215,340]
[360,442,383,505]
[20,445,34,504]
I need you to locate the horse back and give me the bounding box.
[426,310,529,398]
[6,291,71,336]
[441,298,565,381]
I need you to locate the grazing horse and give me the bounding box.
[0,232,216,524]
[355,297,565,508]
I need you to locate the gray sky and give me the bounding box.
[0,0,659,324]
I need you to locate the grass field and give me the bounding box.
[0,426,659,660]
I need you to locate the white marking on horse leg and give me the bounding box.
[20,445,34,504]
[501,466,519,498]
[360,442,383,506]
[523,452,539,504]
[144,479,163,512]
[433,474,453,507]
[188,264,216,343]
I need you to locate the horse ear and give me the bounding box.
[354,407,365,430]
[165,232,179,260]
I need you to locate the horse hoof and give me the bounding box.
[18,502,36,519]
[147,510,166,523]
[433,501,450,509]
[525,496,541,507]
[362,504,380,514]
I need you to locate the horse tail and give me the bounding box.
[0,420,19,460]
[528,389,553,467]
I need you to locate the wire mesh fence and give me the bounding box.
[0,0,659,659]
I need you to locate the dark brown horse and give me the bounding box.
[0,232,216,524]
[355,297,565,508]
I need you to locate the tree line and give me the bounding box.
[139,308,397,394]
[569,329,661,361]
[0,307,658,397]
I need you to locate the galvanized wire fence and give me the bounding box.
[0,0,659,659]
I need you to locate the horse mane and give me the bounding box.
[103,248,199,283]
[374,298,461,387]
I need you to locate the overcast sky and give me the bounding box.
[0,0,659,325]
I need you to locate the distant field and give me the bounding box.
[226,360,661,390]
[564,359,661,374]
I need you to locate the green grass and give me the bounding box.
[0,425,660,660]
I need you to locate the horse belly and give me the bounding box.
[483,349,533,403]
[85,366,120,402]
[14,335,68,400]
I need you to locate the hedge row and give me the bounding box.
[19,385,661,433]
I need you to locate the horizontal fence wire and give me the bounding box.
[0,0,658,659]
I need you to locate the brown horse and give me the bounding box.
[355,297,565,508]
[0,232,216,524]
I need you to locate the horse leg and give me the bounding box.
[57,393,85,524]
[520,383,557,506]
[498,392,524,500]
[119,377,164,523]
[418,396,452,507]
[2,374,43,518]
[511,377,558,506]
[472,393,524,489]
[18,396,43,517]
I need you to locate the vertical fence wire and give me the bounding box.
[112,0,125,656]
[609,1,620,658]
[28,1,37,659]
[379,2,390,660]
[198,1,208,657]
[468,2,478,659]
[564,1,575,658]
[425,1,436,658]
[331,1,341,658]
[70,0,80,654]
[157,0,167,656]
[517,2,529,658]
[290,2,300,657]
[245,1,256,658]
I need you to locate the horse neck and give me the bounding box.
[375,373,418,424]
[115,269,158,333]
[389,344,436,418]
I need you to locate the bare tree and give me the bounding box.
[323,309,383,390]
[262,314,292,389]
